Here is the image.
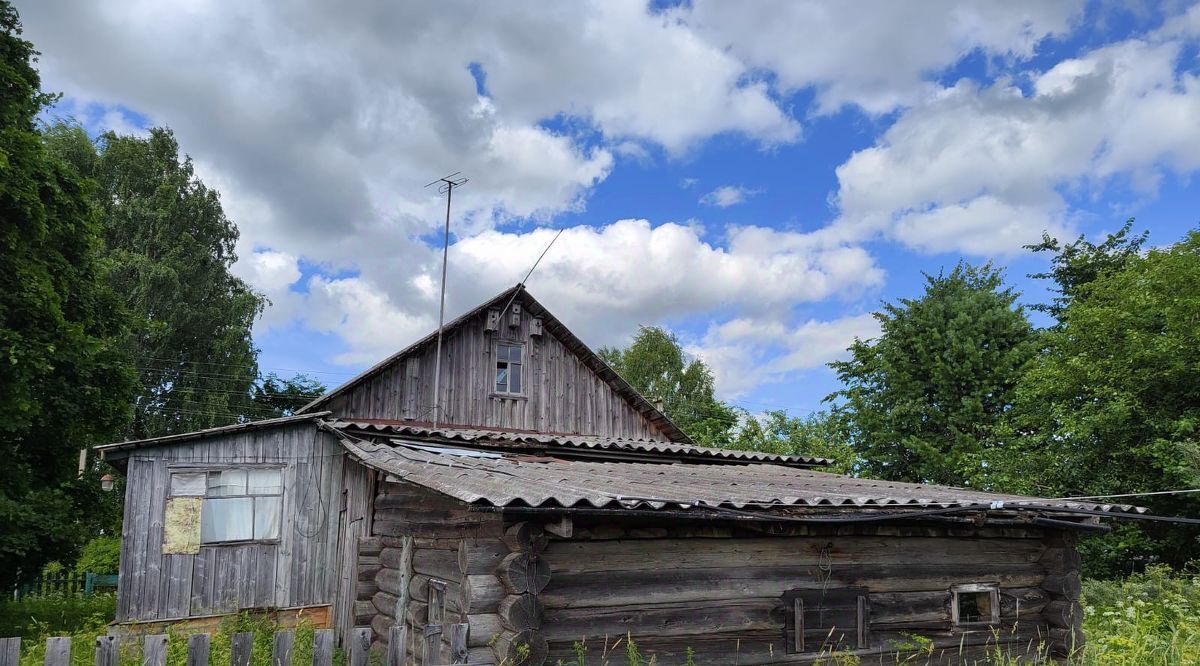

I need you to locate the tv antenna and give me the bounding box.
[425,171,468,427]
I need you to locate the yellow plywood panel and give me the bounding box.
[162,497,202,554]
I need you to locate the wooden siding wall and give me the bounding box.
[535,521,1073,665]
[365,481,504,666]
[333,459,376,646]
[116,424,346,623]
[328,308,663,439]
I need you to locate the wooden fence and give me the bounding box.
[0,624,473,666]
[14,574,119,600]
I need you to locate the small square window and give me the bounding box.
[495,343,524,395]
[952,584,1000,626]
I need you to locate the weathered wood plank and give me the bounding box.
[313,630,334,666]
[186,634,209,666]
[230,633,253,666]
[448,624,469,664]
[0,638,18,666]
[272,630,294,666]
[422,625,442,666]
[142,635,167,666]
[94,636,119,666]
[386,626,407,666]
[348,628,371,666]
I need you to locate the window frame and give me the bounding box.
[168,465,285,546]
[784,587,870,654]
[951,583,1001,627]
[492,341,526,397]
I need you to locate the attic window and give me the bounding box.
[952,584,1000,626]
[495,343,523,395]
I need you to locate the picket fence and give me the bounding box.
[0,624,473,666]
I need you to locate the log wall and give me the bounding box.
[364,481,505,665]
[535,520,1072,665]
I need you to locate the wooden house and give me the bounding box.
[98,285,1141,664]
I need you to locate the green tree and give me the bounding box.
[1003,230,1200,574]
[250,372,327,418]
[598,326,738,446]
[44,123,266,437]
[1025,219,1147,322]
[0,1,134,587]
[731,410,857,474]
[829,263,1036,485]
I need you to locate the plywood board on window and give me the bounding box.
[162,497,202,555]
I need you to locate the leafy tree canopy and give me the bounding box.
[732,410,857,474]
[44,122,266,437]
[598,326,738,446]
[250,372,327,418]
[1001,229,1200,574]
[0,1,135,587]
[829,263,1036,486]
[1025,219,1147,322]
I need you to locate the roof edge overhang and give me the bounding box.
[96,411,333,459]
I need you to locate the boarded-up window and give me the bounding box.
[784,587,869,653]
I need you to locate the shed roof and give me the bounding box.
[96,411,333,456]
[341,436,1146,517]
[296,285,693,443]
[330,420,833,468]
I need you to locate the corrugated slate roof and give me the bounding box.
[330,420,834,467]
[342,437,1145,516]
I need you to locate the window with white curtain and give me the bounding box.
[171,468,283,544]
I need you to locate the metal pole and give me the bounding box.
[432,184,453,428]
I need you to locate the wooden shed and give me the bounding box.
[99,285,1144,664]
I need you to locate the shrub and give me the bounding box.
[76,537,121,575]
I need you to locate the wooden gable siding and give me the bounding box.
[116,423,346,623]
[328,308,664,439]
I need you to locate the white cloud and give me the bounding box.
[688,313,881,398]
[700,185,760,208]
[828,25,1200,255]
[686,0,1084,114]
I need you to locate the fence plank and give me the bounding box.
[230,633,253,666]
[94,636,119,666]
[0,638,20,666]
[44,637,70,666]
[142,635,168,666]
[187,634,210,666]
[386,626,407,666]
[271,631,294,666]
[448,624,468,664]
[348,628,371,666]
[312,630,334,666]
[422,625,441,666]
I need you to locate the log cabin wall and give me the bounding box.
[366,480,505,665]
[115,423,346,624]
[326,304,665,440]
[534,519,1076,665]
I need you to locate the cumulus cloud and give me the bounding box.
[686,0,1084,114]
[700,185,760,208]
[828,19,1200,254]
[688,313,881,398]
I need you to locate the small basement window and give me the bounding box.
[784,587,869,654]
[494,343,524,395]
[170,468,283,544]
[952,584,1000,626]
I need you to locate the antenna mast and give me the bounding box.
[425,171,468,428]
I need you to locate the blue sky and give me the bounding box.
[20,0,1200,420]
